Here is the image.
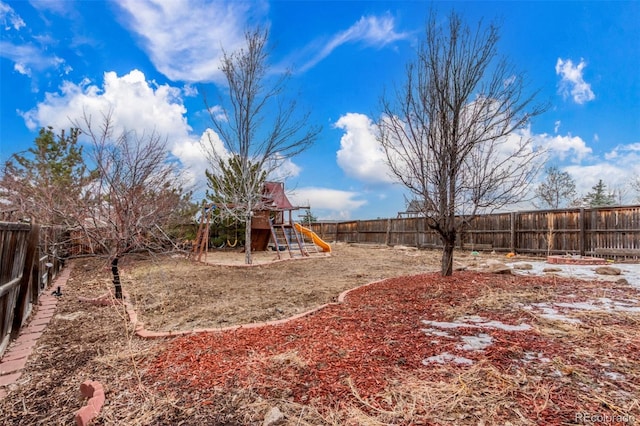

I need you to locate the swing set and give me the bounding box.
[190,182,329,262]
[189,203,243,261]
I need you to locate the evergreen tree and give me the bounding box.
[0,126,94,225]
[299,209,317,225]
[584,179,616,207]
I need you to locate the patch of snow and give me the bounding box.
[422,328,452,337]
[421,320,470,329]
[530,303,582,323]
[555,298,640,313]
[603,371,625,381]
[523,351,551,363]
[421,316,531,331]
[458,333,493,351]
[422,352,474,365]
[509,261,640,290]
[480,320,532,331]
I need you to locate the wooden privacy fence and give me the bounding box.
[309,205,640,260]
[0,222,64,358]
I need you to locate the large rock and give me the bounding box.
[487,262,512,274]
[263,407,285,426]
[595,266,622,276]
[512,263,533,270]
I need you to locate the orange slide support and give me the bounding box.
[294,223,332,253]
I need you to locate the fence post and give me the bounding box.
[385,219,391,246]
[510,212,517,253]
[579,208,585,256]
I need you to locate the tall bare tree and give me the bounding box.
[535,166,577,209]
[202,28,321,264]
[378,11,547,276]
[632,175,640,203]
[75,111,192,297]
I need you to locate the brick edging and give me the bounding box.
[74,380,106,426]
[0,267,72,401]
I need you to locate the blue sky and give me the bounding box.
[1,1,639,220]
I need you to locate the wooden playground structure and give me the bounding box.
[191,182,330,261]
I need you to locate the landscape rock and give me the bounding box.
[543,267,563,273]
[512,263,533,270]
[616,278,629,285]
[263,406,285,426]
[595,266,622,276]
[487,263,512,274]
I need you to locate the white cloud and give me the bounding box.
[19,70,191,138]
[266,155,301,182]
[288,187,367,220]
[604,142,640,160]
[299,13,409,72]
[335,112,394,184]
[555,58,595,104]
[16,69,216,190]
[1,1,25,30]
[28,0,76,16]
[565,164,628,197]
[115,0,268,83]
[534,132,592,163]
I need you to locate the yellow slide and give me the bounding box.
[294,223,332,253]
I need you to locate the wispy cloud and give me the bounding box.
[115,0,268,83]
[299,13,409,72]
[1,2,70,85]
[555,58,595,104]
[1,1,25,30]
[0,41,64,77]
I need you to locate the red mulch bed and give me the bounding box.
[144,271,640,425]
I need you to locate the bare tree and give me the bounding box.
[75,111,192,297]
[534,166,577,209]
[632,175,640,203]
[202,28,321,264]
[378,11,547,276]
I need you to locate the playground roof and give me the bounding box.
[262,181,296,211]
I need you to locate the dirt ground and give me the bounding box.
[125,243,474,331]
[0,243,638,425]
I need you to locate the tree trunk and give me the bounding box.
[440,240,455,277]
[112,257,122,299]
[244,215,252,265]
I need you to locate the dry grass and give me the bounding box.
[1,245,638,425]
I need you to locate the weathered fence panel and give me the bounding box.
[0,222,31,357]
[311,205,640,260]
[0,223,64,358]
